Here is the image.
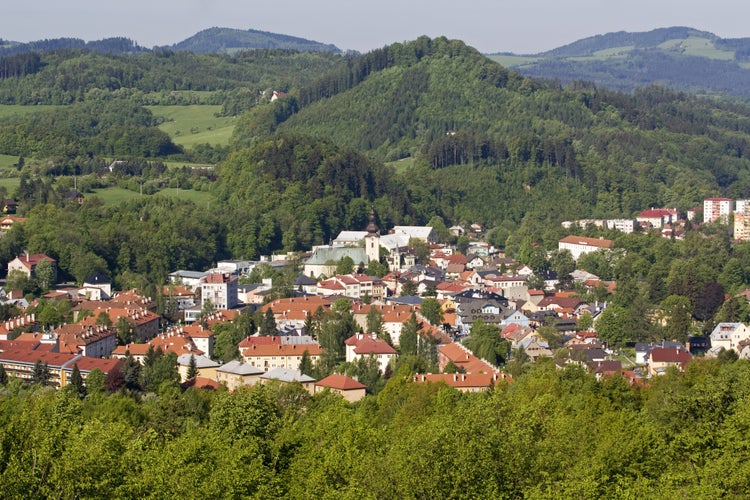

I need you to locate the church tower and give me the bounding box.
[364,209,380,264]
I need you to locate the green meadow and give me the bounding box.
[0,104,60,121]
[147,105,236,148]
[89,186,214,207]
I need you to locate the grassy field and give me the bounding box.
[147,105,236,148]
[0,154,19,170]
[487,54,540,67]
[386,157,417,174]
[0,104,60,121]
[90,186,214,207]
[0,177,20,193]
[659,37,735,60]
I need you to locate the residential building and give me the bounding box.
[216,360,264,391]
[0,349,120,388]
[7,251,56,281]
[176,353,220,382]
[260,367,316,393]
[704,197,733,224]
[55,324,117,358]
[735,200,750,241]
[238,335,323,372]
[413,372,508,393]
[558,236,614,260]
[344,333,397,373]
[201,272,238,310]
[314,374,367,402]
[647,347,692,376]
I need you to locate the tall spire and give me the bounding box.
[366,208,379,236]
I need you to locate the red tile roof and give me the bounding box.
[316,374,366,391]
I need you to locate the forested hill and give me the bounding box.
[0,37,147,57]
[166,27,341,54]
[227,36,750,244]
[489,27,750,98]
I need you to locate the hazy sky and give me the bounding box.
[3,0,749,54]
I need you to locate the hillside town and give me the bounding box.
[2,197,749,398]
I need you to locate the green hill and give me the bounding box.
[168,27,341,54]
[488,27,750,98]
[225,36,750,247]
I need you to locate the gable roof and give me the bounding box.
[558,236,614,249]
[315,373,366,390]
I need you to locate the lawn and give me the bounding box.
[0,154,19,170]
[659,37,735,61]
[386,157,416,174]
[90,186,214,207]
[0,177,20,194]
[147,105,236,148]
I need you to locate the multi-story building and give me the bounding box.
[201,272,238,310]
[0,350,121,388]
[239,335,323,372]
[558,235,614,260]
[704,197,733,224]
[735,200,750,241]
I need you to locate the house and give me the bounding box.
[314,374,367,402]
[344,333,397,373]
[216,360,264,391]
[260,367,316,393]
[0,215,25,235]
[2,199,17,214]
[176,353,220,382]
[413,372,506,393]
[81,273,112,300]
[557,236,614,260]
[351,303,416,346]
[260,296,332,330]
[518,336,553,362]
[112,331,201,364]
[709,322,748,352]
[238,336,323,372]
[7,251,57,281]
[316,274,386,301]
[170,323,215,359]
[181,376,220,391]
[647,347,692,376]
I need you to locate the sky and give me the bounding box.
[3,0,750,54]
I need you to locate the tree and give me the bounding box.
[85,368,105,394]
[399,313,419,356]
[187,354,199,380]
[33,259,56,290]
[259,308,278,336]
[400,280,418,297]
[299,349,313,376]
[366,306,384,336]
[409,238,430,265]
[116,317,132,345]
[660,295,693,343]
[549,249,575,289]
[595,305,629,348]
[336,256,355,275]
[463,318,504,365]
[96,311,112,328]
[32,360,51,386]
[0,363,7,385]
[68,363,86,399]
[577,312,594,332]
[420,298,443,326]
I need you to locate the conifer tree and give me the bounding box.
[187,354,199,380]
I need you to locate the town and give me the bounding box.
[2,195,749,398]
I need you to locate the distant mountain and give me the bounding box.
[489,27,750,99]
[0,37,147,56]
[166,27,342,54]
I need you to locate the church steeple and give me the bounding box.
[364,208,380,264]
[366,208,379,236]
